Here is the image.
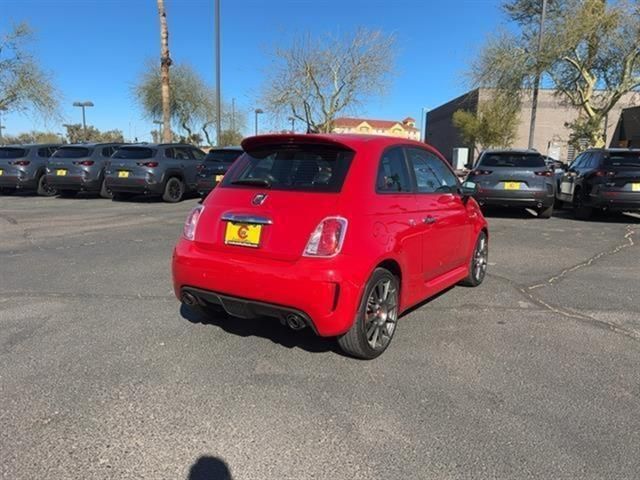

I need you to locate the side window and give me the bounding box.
[191,148,205,160]
[571,153,586,169]
[376,147,412,193]
[174,147,191,160]
[586,152,601,169]
[101,147,114,157]
[165,148,175,159]
[37,148,50,158]
[406,148,458,194]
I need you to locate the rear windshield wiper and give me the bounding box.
[231,178,272,188]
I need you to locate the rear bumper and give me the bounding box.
[475,188,554,208]
[172,239,364,337]
[589,192,640,211]
[105,176,164,195]
[45,174,101,192]
[0,172,38,190]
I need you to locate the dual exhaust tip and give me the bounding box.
[181,290,307,331]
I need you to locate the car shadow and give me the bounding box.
[188,456,233,480]
[552,207,640,224]
[180,304,340,355]
[480,206,538,219]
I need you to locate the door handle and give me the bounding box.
[423,216,437,224]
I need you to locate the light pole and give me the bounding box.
[288,116,295,133]
[214,0,222,146]
[254,108,264,136]
[421,107,430,143]
[72,101,94,141]
[153,120,164,143]
[528,0,548,150]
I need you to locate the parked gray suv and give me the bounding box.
[104,144,206,202]
[46,143,122,198]
[0,144,60,196]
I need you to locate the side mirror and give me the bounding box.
[461,180,478,197]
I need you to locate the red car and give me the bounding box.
[172,134,488,359]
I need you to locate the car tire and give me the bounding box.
[460,231,488,287]
[112,192,133,202]
[58,190,76,198]
[573,190,592,220]
[537,204,553,219]
[162,177,184,203]
[99,178,112,199]
[337,268,399,360]
[36,174,57,197]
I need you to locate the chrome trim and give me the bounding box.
[221,213,273,225]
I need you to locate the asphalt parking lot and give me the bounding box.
[1,194,639,480]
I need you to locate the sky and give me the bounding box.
[2,0,504,141]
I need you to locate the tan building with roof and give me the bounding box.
[333,117,420,140]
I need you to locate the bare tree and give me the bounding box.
[262,29,396,133]
[156,0,172,142]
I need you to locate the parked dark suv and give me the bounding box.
[556,148,640,219]
[105,144,205,202]
[196,146,243,196]
[46,143,122,198]
[467,149,556,218]
[0,144,60,196]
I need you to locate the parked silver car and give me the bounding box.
[0,144,60,196]
[104,144,206,202]
[46,143,122,198]
[467,149,556,218]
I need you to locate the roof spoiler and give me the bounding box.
[241,134,355,152]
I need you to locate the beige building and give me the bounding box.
[427,88,639,164]
[333,117,420,140]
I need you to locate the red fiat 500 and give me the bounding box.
[172,134,488,359]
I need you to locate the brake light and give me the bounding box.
[79,160,94,166]
[471,169,492,176]
[595,170,616,177]
[534,171,553,177]
[14,160,30,166]
[303,217,348,257]
[143,161,159,167]
[183,205,204,240]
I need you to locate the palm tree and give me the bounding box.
[157,0,172,142]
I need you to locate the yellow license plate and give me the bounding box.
[632,183,640,192]
[0,170,3,176]
[504,182,522,190]
[56,169,67,176]
[118,171,129,178]
[215,175,224,183]
[224,222,262,248]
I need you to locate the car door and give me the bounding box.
[559,153,587,199]
[405,146,471,282]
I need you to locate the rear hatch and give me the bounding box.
[199,149,242,178]
[109,146,159,179]
[48,146,94,177]
[0,147,30,176]
[602,152,640,193]
[195,136,355,262]
[476,152,549,191]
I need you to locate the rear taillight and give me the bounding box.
[303,217,348,257]
[471,169,492,176]
[534,170,553,177]
[79,160,94,166]
[595,170,616,177]
[183,205,204,241]
[14,160,30,166]
[144,161,159,167]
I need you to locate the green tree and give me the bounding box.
[474,0,640,148]
[0,23,59,117]
[63,124,124,143]
[3,131,63,144]
[218,129,243,147]
[133,62,244,146]
[453,92,520,152]
[262,29,396,133]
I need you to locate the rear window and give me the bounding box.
[112,147,156,159]
[0,148,27,159]
[480,153,546,168]
[223,144,354,192]
[205,149,242,163]
[603,152,640,169]
[53,147,92,158]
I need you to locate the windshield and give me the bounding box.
[223,144,354,192]
[603,152,640,168]
[53,147,92,158]
[112,147,156,159]
[0,148,28,159]
[480,153,546,168]
[205,149,242,163]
